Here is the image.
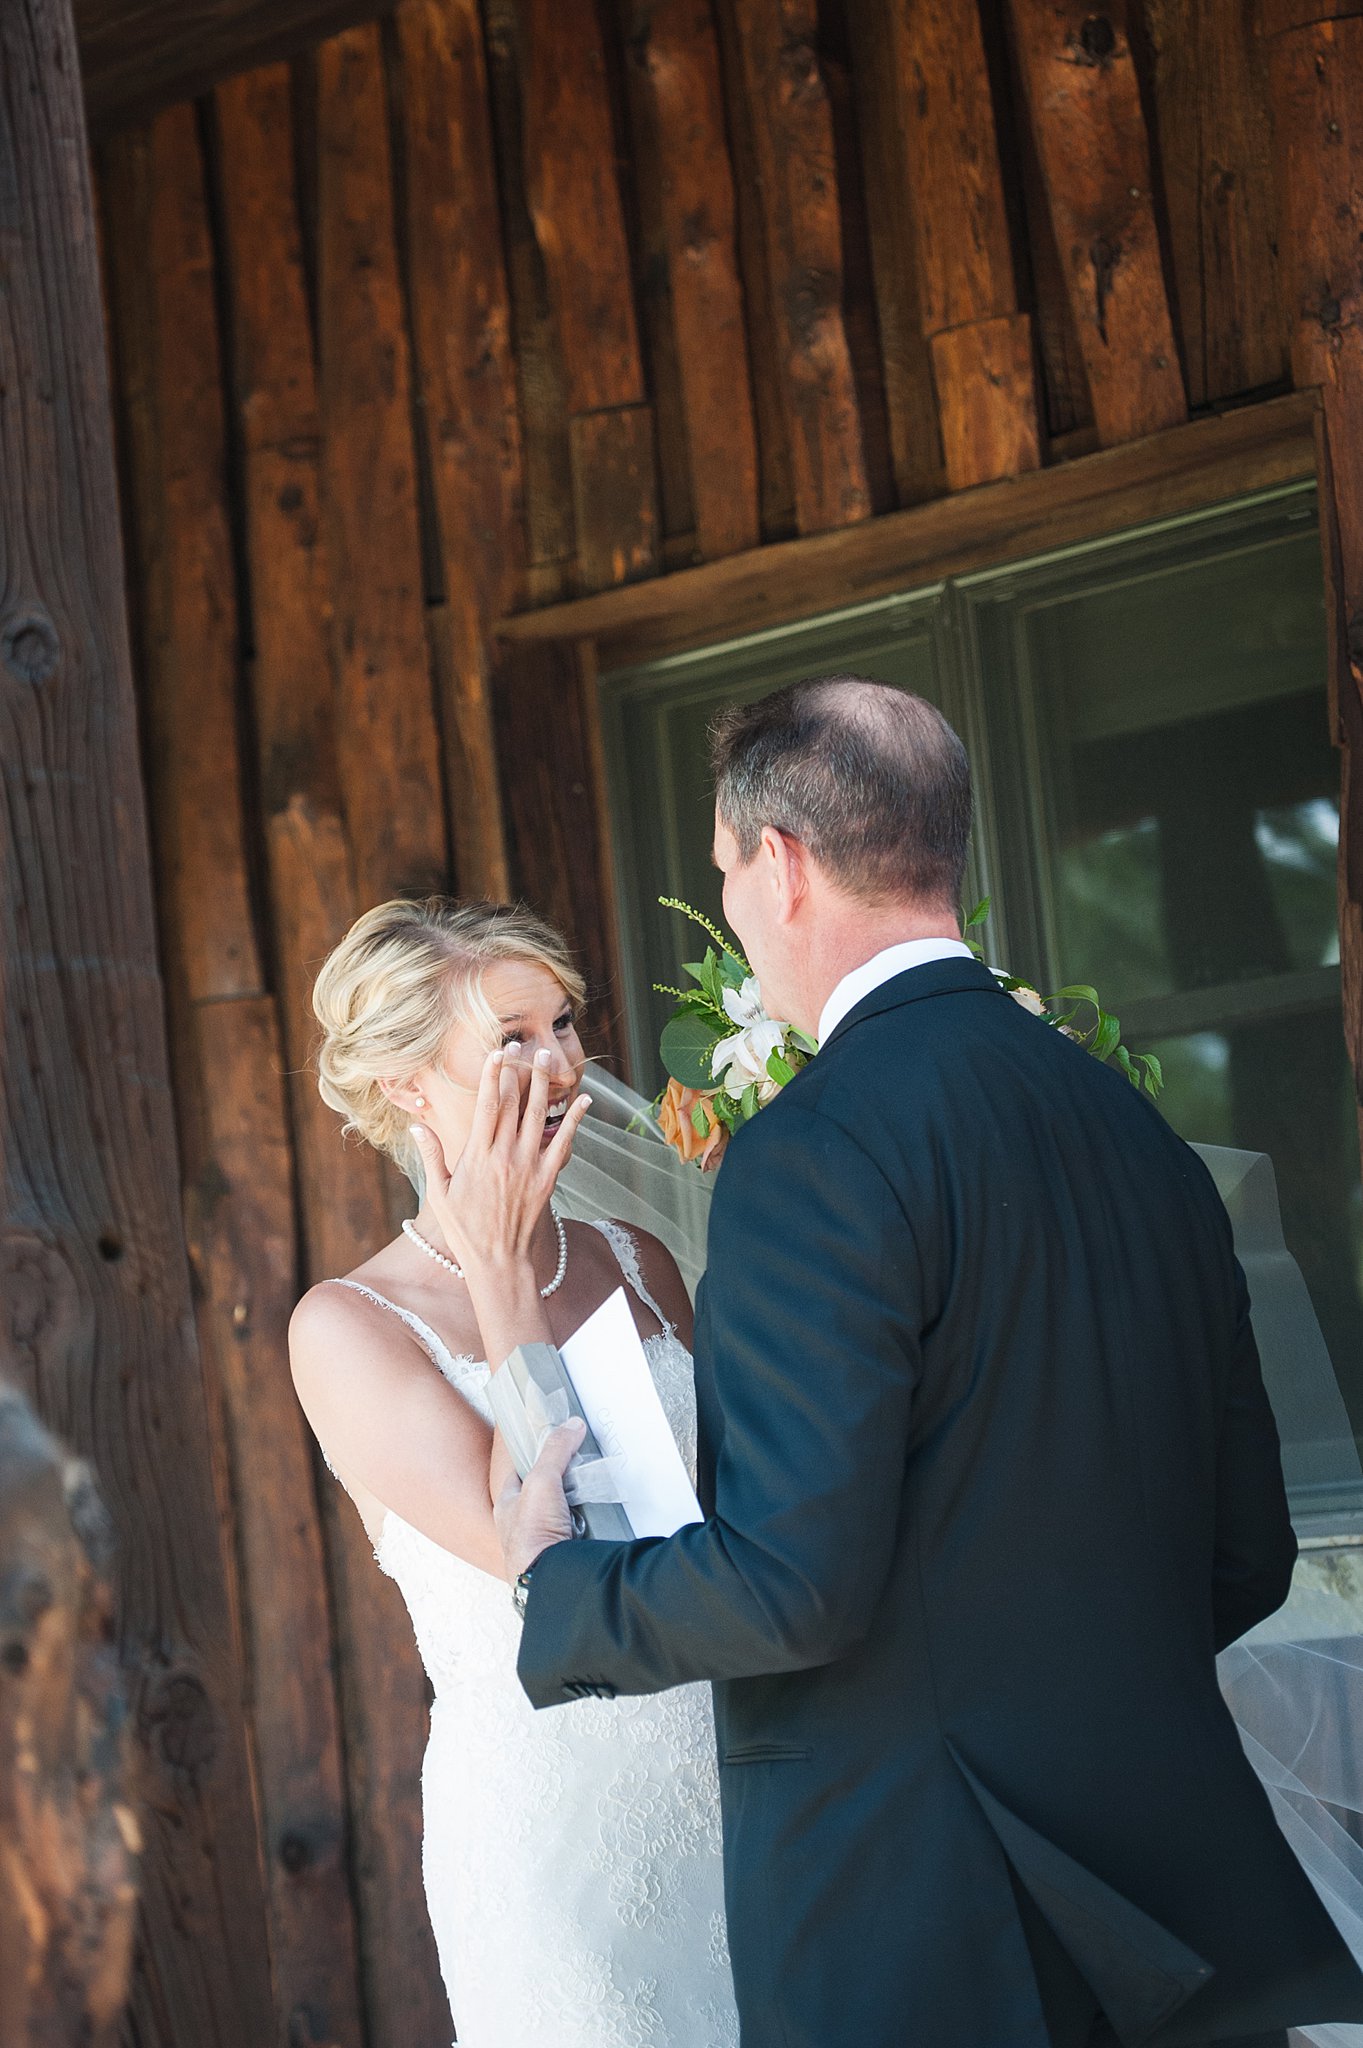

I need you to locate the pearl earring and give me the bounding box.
[415,1095,426,1108]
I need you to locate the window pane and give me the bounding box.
[601,596,947,1085]
[968,489,1363,1463]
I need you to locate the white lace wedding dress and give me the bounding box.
[329,1220,739,2048]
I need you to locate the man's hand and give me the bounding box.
[495,1417,586,1583]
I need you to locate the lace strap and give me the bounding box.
[322,1278,482,1388]
[588,1219,675,1336]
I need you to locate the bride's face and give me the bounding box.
[403,958,587,1165]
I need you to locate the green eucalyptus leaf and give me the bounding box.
[660,1011,723,1089]
[767,1049,796,1087]
[690,1099,712,1137]
[964,897,991,930]
[740,1082,760,1120]
[1051,984,1100,1007]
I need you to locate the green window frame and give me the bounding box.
[599,480,1362,1517]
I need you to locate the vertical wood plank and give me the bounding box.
[1007,0,1187,443]
[102,96,383,2048]
[711,0,798,538]
[218,52,451,2048]
[392,0,517,899]
[316,22,449,904]
[100,113,261,1006]
[1142,0,1286,407]
[845,0,945,502]
[1262,4,1363,1145]
[618,0,761,559]
[724,0,872,532]
[493,637,629,1074]
[520,0,661,591]
[0,4,277,2040]
[878,0,1042,487]
[483,0,577,604]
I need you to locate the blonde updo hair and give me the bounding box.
[312,897,587,1186]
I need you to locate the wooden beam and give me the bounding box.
[494,389,1318,664]
[725,0,872,533]
[618,0,761,559]
[78,0,397,132]
[1261,1,1363,1140]
[1,6,277,2042]
[392,0,516,898]
[0,1386,137,2047]
[520,0,659,591]
[877,0,1041,488]
[1006,0,1187,444]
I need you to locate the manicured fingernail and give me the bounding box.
[579,1095,593,1110]
[505,1040,521,1055]
[410,1124,426,1141]
[535,1048,551,1067]
[491,1048,504,1064]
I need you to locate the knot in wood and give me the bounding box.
[1,607,60,686]
[777,37,820,100]
[1076,16,1117,65]
[279,1830,313,1873]
[144,1670,218,1774]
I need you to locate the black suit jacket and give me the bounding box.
[519,959,1363,2048]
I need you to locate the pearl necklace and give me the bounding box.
[401,1210,569,1298]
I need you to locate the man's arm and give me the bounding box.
[1212,1259,1297,1653]
[515,1101,924,1706]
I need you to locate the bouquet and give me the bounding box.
[655,895,1161,1171]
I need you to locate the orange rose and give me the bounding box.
[658,1078,729,1171]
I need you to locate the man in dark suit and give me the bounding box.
[498,675,1363,2047]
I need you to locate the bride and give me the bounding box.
[289,895,738,2048]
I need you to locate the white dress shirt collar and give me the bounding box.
[817,937,975,1048]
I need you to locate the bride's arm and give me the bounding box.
[290,1284,507,1577]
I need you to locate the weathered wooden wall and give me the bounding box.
[86,2,1352,2042]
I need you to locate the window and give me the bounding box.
[599,483,1363,1502]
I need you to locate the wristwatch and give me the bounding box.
[511,1550,548,1620]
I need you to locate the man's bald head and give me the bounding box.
[709,674,972,911]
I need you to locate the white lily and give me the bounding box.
[711,976,787,1094]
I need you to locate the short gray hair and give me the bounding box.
[709,674,972,909]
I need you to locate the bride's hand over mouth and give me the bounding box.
[412,1042,592,1284]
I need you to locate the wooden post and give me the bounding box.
[0,1386,138,2046]
[0,4,277,2042]
[1260,0,1363,1148]
[1007,0,1187,444]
